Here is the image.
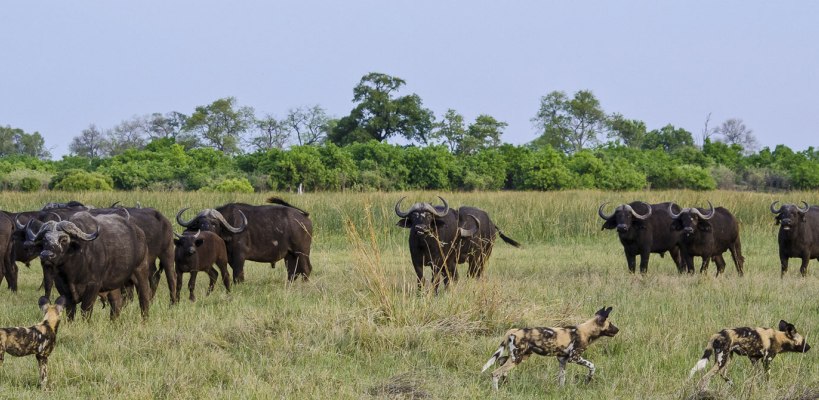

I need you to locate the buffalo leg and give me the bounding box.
[175,271,184,302]
[159,247,178,304]
[682,252,696,274]
[294,251,312,281]
[79,285,102,320]
[206,267,218,295]
[410,252,425,290]
[670,246,685,274]
[216,259,231,292]
[799,255,810,277]
[700,256,711,275]
[284,254,298,282]
[228,253,246,283]
[41,264,54,298]
[2,260,17,292]
[713,255,727,277]
[133,261,152,321]
[624,251,637,273]
[639,248,651,274]
[53,277,76,321]
[188,271,198,301]
[107,290,124,320]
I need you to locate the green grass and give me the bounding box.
[1,190,818,399]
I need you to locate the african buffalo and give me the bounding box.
[770,201,819,277]
[0,212,16,292]
[26,212,153,321]
[669,202,745,277]
[598,201,684,274]
[176,197,313,283]
[174,230,230,301]
[395,196,520,291]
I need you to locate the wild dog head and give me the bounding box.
[590,306,619,338]
[778,320,811,353]
[39,296,67,328]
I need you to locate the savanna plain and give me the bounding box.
[0,190,817,400]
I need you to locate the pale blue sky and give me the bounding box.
[2,1,817,158]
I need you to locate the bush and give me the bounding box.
[51,169,114,191]
[710,165,737,190]
[669,165,716,190]
[201,178,255,193]
[0,168,52,191]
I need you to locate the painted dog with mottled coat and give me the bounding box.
[689,320,811,389]
[0,296,66,388]
[482,306,619,389]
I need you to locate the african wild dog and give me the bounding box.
[481,306,619,389]
[689,320,811,389]
[0,296,66,388]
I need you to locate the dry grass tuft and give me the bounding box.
[368,373,430,399]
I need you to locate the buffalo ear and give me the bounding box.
[774,214,782,225]
[601,218,617,230]
[173,239,181,246]
[396,218,412,229]
[195,239,205,247]
[698,220,712,232]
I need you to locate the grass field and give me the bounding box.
[0,190,818,399]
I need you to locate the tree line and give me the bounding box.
[2,72,817,192]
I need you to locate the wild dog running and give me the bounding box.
[689,320,811,389]
[0,296,66,388]
[481,306,619,389]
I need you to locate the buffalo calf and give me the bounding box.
[0,296,66,388]
[482,307,619,389]
[690,320,810,389]
[174,230,230,301]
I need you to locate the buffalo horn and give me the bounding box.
[598,202,615,220]
[194,229,201,238]
[691,201,715,220]
[629,202,653,220]
[798,201,810,214]
[458,214,481,237]
[27,220,56,242]
[668,203,683,219]
[176,207,193,227]
[57,221,99,241]
[13,213,26,230]
[394,197,410,218]
[770,200,782,214]
[173,231,183,239]
[212,209,246,233]
[429,196,449,218]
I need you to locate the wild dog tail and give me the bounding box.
[497,229,522,248]
[482,342,506,372]
[688,335,717,378]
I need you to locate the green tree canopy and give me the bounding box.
[184,97,255,155]
[530,90,607,154]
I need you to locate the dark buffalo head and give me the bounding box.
[176,208,247,235]
[598,202,652,233]
[394,196,479,239]
[669,201,715,237]
[25,216,99,266]
[174,230,203,259]
[770,201,810,232]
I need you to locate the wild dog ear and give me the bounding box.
[779,320,796,334]
[698,220,712,232]
[38,296,50,313]
[595,306,612,324]
[54,296,66,313]
[396,218,412,228]
[601,218,617,230]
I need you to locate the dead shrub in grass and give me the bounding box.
[780,385,819,400]
[368,373,430,399]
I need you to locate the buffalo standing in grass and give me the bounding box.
[669,202,745,277]
[26,212,153,321]
[174,230,231,301]
[770,201,819,277]
[176,197,313,283]
[598,201,684,274]
[395,196,520,291]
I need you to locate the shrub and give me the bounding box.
[201,177,255,193]
[0,168,52,191]
[51,169,114,191]
[710,165,737,190]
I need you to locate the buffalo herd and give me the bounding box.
[0,196,815,321]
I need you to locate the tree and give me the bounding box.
[608,114,647,148]
[284,105,330,145]
[530,90,607,154]
[252,115,290,151]
[106,116,148,155]
[432,109,467,153]
[69,124,108,158]
[713,118,758,155]
[642,124,695,152]
[462,114,506,155]
[184,97,255,155]
[0,125,51,159]
[328,72,434,145]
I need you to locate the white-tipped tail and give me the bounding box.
[689,358,708,378]
[482,346,504,372]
